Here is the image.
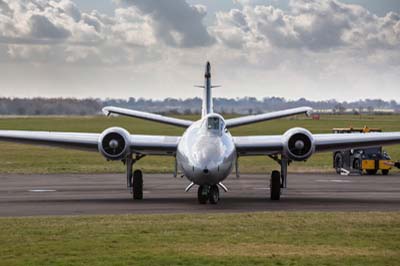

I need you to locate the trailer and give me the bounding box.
[333,126,394,175]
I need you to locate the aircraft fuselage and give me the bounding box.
[177,113,236,185]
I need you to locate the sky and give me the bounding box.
[0,0,399,101]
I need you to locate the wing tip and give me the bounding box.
[102,107,111,116]
[304,106,313,117]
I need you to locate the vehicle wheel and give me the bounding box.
[270,170,281,201]
[208,185,219,204]
[132,170,143,200]
[382,169,389,176]
[197,185,208,204]
[334,153,343,174]
[366,170,377,175]
[353,159,362,174]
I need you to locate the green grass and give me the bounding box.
[0,114,399,174]
[0,212,399,266]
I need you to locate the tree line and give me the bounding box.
[0,97,398,115]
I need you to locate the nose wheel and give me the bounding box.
[197,185,220,204]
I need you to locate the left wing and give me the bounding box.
[313,132,400,152]
[0,130,180,156]
[233,135,283,156]
[234,132,400,156]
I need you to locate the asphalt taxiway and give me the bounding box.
[0,172,399,216]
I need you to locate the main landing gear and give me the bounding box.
[197,185,220,204]
[270,170,281,200]
[268,155,289,201]
[126,154,145,200]
[132,170,143,200]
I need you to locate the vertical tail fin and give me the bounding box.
[202,61,213,117]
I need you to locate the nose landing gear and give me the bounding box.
[197,185,220,204]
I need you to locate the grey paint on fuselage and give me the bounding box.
[177,61,235,186]
[177,114,236,186]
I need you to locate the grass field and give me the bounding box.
[0,212,399,266]
[0,114,399,174]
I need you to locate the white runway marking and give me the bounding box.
[28,189,57,193]
[315,179,352,183]
[253,187,270,190]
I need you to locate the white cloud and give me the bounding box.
[0,0,399,101]
[214,0,400,52]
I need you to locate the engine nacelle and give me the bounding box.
[98,127,130,160]
[283,127,315,161]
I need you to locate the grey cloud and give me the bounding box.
[29,15,71,39]
[0,0,160,64]
[0,0,12,16]
[58,0,82,22]
[82,13,103,32]
[120,0,215,47]
[214,0,400,52]
[7,1,114,41]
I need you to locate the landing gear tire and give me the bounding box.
[208,185,219,204]
[353,159,362,175]
[334,153,343,174]
[197,185,208,204]
[366,169,378,175]
[132,170,143,200]
[270,170,281,201]
[382,169,389,176]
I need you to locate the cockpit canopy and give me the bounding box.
[207,116,224,133]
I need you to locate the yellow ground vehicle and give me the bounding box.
[333,127,394,175]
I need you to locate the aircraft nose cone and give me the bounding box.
[203,168,209,174]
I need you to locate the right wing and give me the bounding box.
[0,130,180,156]
[103,106,193,128]
[226,107,312,128]
[0,130,99,151]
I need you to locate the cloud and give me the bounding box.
[213,0,400,52]
[0,0,103,45]
[118,0,215,47]
[0,0,399,101]
[29,14,71,39]
[0,0,159,63]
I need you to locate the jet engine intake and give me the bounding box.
[283,127,315,161]
[99,127,130,160]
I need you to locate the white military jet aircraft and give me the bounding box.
[1,62,400,204]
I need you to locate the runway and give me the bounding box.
[0,172,400,216]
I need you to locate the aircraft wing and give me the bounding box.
[225,107,312,128]
[313,132,400,152]
[0,130,180,155]
[233,135,283,156]
[102,106,193,128]
[234,132,400,156]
